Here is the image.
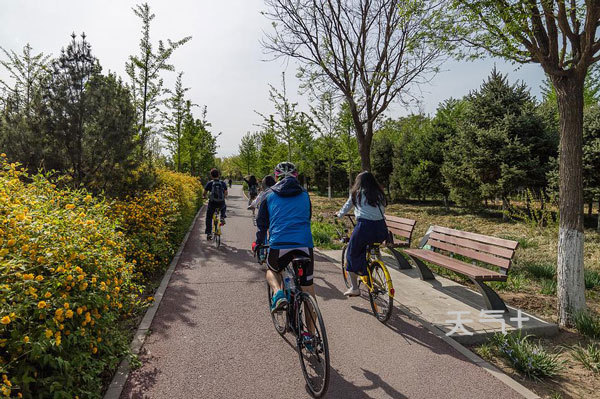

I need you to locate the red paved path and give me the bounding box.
[121,185,523,399]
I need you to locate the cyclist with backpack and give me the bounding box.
[243,175,259,205]
[204,168,228,240]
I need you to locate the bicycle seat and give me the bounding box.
[292,256,311,265]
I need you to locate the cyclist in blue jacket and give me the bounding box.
[252,162,314,314]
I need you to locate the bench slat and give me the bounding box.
[427,239,511,269]
[386,220,413,232]
[404,249,507,281]
[432,226,519,250]
[386,215,417,227]
[429,232,515,259]
[388,226,412,239]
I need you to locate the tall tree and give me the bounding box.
[238,132,259,175]
[310,91,340,198]
[163,72,190,172]
[45,34,138,195]
[127,2,191,160]
[0,44,51,168]
[439,1,600,326]
[46,33,101,183]
[337,102,361,192]
[262,0,442,170]
[182,104,218,177]
[256,72,302,161]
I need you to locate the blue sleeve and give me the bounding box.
[204,181,212,191]
[256,194,270,244]
[222,181,228,192]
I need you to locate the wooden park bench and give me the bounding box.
[403,226,519,312]
[384,215,417,270]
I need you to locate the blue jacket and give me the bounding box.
[256,177,313,249]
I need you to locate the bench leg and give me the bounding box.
[470,279,508,313]
[406,255,436,280]
[389,247,412,270]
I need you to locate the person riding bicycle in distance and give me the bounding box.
[337,171,388,297]
[204,168,228,240]
[253,162,315,313]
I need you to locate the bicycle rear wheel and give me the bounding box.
[368,262,394,323]
[213,218,221,248]
[267,283,287,336]
[296,293,330,398]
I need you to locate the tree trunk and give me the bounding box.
[443,195,449,211]
[554,75,586,327]
[588,201,593,217]
[597,197,600,233]
[502,196,509,221]
[327,165,332,199]
[357,124,373,171]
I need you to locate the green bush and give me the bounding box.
[540,279,557,295]
[572,343,600,373]
[489,332,563,380]
[522,261,555,280]
[574,310,600,340]
[311,222,342,250]
[584,269,600,290]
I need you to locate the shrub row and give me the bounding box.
[0,155,202,398]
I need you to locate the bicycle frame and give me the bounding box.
[212,209,222,236]
[336,215,395,299]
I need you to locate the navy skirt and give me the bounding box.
[345,218,388,275]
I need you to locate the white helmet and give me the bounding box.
[274,162,298,180]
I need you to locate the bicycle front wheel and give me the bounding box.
[368,261,394,323]
[296,293,330,398]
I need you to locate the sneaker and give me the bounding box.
[270,289,288,314]
[343,288,360,297]
[206,234,213,241]
[301,332,315,353]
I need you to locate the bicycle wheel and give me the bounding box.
[368,261,394,323]
[267,284,287,336]
[296,293,330,398]
[213,218,221,249]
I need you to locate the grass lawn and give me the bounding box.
[309,193,600,399]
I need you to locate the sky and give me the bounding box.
[0,0,547,157]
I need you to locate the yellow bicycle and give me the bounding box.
[212,208,223,248]
[336,215,395,323]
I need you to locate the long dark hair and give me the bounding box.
[248,175,257,186]
[262,175,276,189]
[351,171,386,208]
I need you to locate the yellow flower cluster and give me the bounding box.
[0,157,203,398]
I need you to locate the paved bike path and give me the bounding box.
[121,185,523,399]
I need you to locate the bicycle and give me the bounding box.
[334,215,395,323]
[212,208,223,248]
[255,245,330,398]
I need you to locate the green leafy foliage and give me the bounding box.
[489,332,563,380]
[573,310,600,340]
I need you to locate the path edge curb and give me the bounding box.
[314,249,541,399]
[103,206,203,399]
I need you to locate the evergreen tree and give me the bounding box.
[163,72,190,172]
[442,69,553,214]
[0,44,51,169]
[127,2,191,160]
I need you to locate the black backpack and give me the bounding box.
[209,181,225,203]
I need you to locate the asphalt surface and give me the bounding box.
[121,185,524,399]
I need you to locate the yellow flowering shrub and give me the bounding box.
[0,156,140,397]
[111,169,202,281]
